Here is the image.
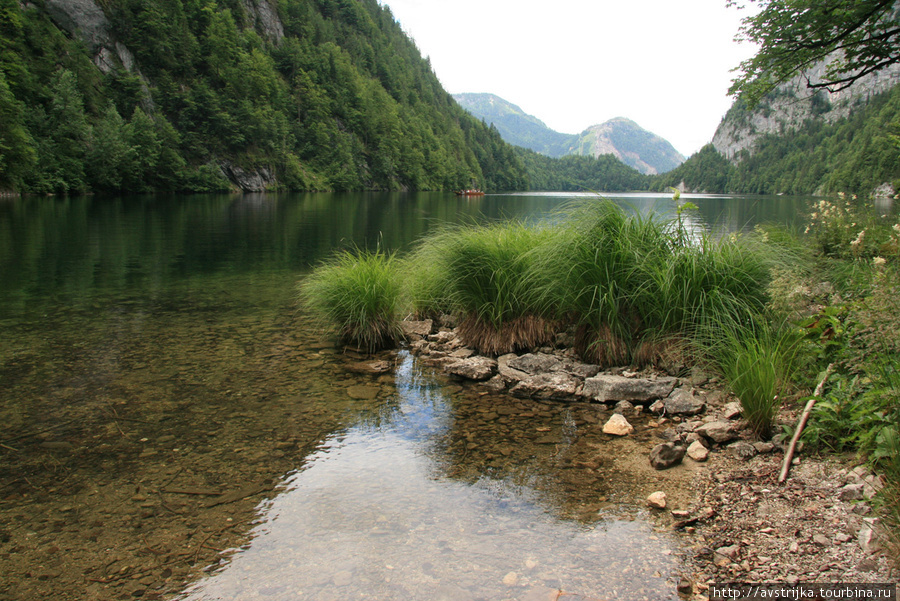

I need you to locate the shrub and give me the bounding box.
[299,248,404,352]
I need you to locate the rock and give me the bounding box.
[648,399,666,414]
[839,483,865,501]
[345,360,392,375]
[677,578,693,595]
[508,353,561,374]
[483,375,508,391]
[346,385,380,400]
[502,571,519,586]
[753,442,775,454]
[687,440,709,462]
[647,491,667,509]
[695,421,737,444]
[813,534,831,546]
[727,441,758,460]
[858,526,877,553]
[664,388,706,416]
[449,348,475,359]
[723,401,743,420]
[716,544,740,560]
[613,400,635,415]
[602,414,634,436]
[649,443,685,470]
[401,319,433,338]
[655,427,682,443]
[509,372,580,400]
[582,375,677,404]
[497,354,531,382]
[834,532,852,544]
[445,357,497,381]
[557,360,600,379]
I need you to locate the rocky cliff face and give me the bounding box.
[712,58,900,160]
[570,118,685,175]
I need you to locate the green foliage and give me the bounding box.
[405,222,553,354]
[729,0,900,106]
[0,0,529,193]
[299,247,404,352]
[652,86,900,196]
[517,148,650,192]
[714,320,801,438]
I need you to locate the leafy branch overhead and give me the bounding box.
[729,0,900,106]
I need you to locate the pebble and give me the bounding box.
[647,491,667,509]
[502,571,519,586]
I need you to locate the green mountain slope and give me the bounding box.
[453,93,576,157]
[653,84,900,196]
[454,93,684,175]
[0,0,528,193]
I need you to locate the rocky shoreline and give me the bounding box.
[401,317,897,595]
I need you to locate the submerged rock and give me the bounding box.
[582,375,676,404]
[649,443,685,470]
[602,414,634,436]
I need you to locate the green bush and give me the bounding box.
[299,248,404,352]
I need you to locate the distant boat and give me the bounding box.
[455,189,485,196]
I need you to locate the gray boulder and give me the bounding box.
[509,372,580,400]
[508,353,561,374]
[582,375,677,404]
[445,357,497,381]
[664,388,706,416]
[696,421,737,444]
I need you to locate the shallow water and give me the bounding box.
[175,353,684,601]
[0,191,809,600]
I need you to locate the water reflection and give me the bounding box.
[176,354,681,601]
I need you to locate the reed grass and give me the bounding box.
[299,247,404,353]
[405,221,554,354]
[710,318,801,438]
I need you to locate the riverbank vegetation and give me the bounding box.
[301,196,900,546]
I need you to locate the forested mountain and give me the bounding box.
[569,118,685,175]
[454,93,684,175]
[654,65,900,196]
[516,149,650,192]
[0,0,528,193]
[453,93,575,157]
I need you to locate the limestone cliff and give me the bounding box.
[712,58,900,160]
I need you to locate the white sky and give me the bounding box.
[378,0,760,157]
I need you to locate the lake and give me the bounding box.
[0,191,812,600]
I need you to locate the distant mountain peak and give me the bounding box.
[453,93,684,174]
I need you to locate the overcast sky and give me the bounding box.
[379,0,760,157]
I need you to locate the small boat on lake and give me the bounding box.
[455,189,485,196]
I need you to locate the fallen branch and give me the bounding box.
[779,363,833,484]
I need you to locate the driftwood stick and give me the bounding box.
[779,363,833,483]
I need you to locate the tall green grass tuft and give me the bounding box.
[299,248,404,353]
[530,201,670,365]
[405,221,554,354]
[712,319,801,438]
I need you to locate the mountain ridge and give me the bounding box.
[453,93,685,175]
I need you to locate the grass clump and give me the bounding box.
[299,247,404,353]
[405,221,554,354]
[530,202,670,365]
